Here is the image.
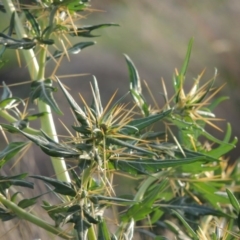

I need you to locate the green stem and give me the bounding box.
[0,110,41,135]
[0,194,74,239]
[2,0,70,183]
[88,225,97,240]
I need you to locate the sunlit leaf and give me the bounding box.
[91,76,103,118]
[192,182,230,207]
[226,189,240,213]
[208,123,238,158]
[57,77,90,129]
[124,54,149,116]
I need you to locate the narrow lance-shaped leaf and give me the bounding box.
[180,38,194,77]
[107,137,158,157]
[98,218,111,240]
[0,174,34,194]
[172,210,198,239]
[57,77,90,129]
[70,23,119,37]
[124,54,149,116]
[0,12,15,57]
[1,81,12,100]
[0,142,30,168]
[226,189,240,213]
[23,9,41,37]
[119,109,172,135]
[110,156,215,175]
[48,41,95,61]
[30,79,62,114]
[0,33,35,49]
[208,123,238,158]
[160,203,231,218]
[31,175,77,197]
[90,76,103,118]
[173,38,193,100]
[2,125,80,158]
[18,191,48,209]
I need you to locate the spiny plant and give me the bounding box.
[0,1,239,240]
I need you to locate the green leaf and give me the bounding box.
[171,209,198,239]
[23,9,41,37]
[122,180,168,222]
[31,175,77,197]
[90,195,136,205]
[48,42,95,61]
[18,197,37,209]
[0,174,34,194]
[124,54,149,116]
[119,109,172,135]
[208,123,237,158]
[70,23,119,37]
[107,137,158,157]
[91,76,103,118]
[68,166,81,188]
[11,192,21,203]
[192,182,230,207]
[173,38,193,99]
[17,129,80,158]
[208,96,229,111]
[0,3,5,13]
[161,203,230,218]
[180,38,194,77]
[110,156,213,175]
[30,79,62,114]
[226,189,240,213]
[0,97,24,110]
[0,142,29,168]
[57,77,90,129]
[12,112,47,130]
[1,81,12,100]
[98,218,111,240]
[0,33,35,49]
[0,207,15,221]
[0,124,21,133]
[83,209,99,224]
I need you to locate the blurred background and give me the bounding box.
[0,0,240,238]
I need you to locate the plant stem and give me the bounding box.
[2,0,70,183]
[0,110,41,135]
[88,225,97,240]
[0,194,74,239]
